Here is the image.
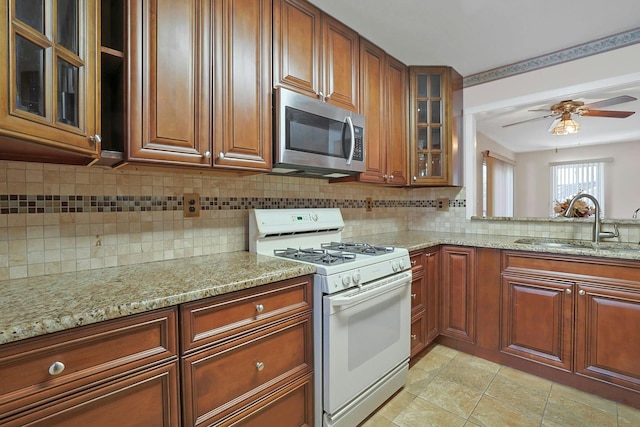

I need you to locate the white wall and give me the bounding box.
[463,43,640,218]
[514,140,640,219]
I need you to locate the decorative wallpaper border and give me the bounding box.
[463,27,640,87]
[0,195,466,214]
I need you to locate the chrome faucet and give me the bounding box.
[563,193,619,243]
[633,208,640,219]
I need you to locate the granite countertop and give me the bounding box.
[0,252,315,346]
[2,232,639,346]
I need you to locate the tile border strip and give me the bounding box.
[0,195,465,214]
[463,27,640,87]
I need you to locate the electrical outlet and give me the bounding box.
[365,197,372,212]
[436,198,450,211]
[184,193,200,217]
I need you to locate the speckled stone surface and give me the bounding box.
[2,233,639,347]
[353,231,640,261]
[0,252,315,346]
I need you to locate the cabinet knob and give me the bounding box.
[256,361,265,371]
[413,176,417,181]
[565,289,572,295]
[202,151,212,159]
[410,334,417,340]
[578,289,586,296]
[317,91,324,100]
[255,304,264,313]
[89,134,102,145]
[389,175,394,181]
[411,293,417,299]
[218,152,225,160]
[383,174,388,180]
[48,361,65,376]
[411,260,416,266]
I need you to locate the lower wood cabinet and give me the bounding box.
[409,247,439,360]
[180,275,314,426]
[0,307,179,426]
[440,245,475,343]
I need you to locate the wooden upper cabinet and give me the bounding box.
[409,66,463,186]
[125,0,271,171]
[358,39,407,185]
[274,0,359,112]
[212,0,272,171]
[0,0,100,164]
[127,0,212,167]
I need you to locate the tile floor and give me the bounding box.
[361,345,640,427]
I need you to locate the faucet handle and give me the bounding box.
[612,223,619,237]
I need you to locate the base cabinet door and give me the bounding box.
[440,246,475,343]
[501,274,574,371]
[575,283,640,391]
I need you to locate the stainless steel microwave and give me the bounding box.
[273,87,365,178]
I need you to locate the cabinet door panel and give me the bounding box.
[424,250,440,343]
[440,246,475,343]
[501,275,573,371]
[273,0,321,97]
[385,55,408,185]
[358,39,386,183]
[127,0,211,166]
[213,0,272,170]
[576,284,640,391]
[322,15,359,112]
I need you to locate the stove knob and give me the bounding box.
[310,213,318,222]
[392,261,400,272]
[342,275,351,287]
[398,258,406,270]
[352,272,361,284]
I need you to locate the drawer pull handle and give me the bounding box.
[256,361,265,371]
[578,289,586,296]
[411,260,416,266]
[411,334,417,340]
[255,304,264,313]
[411,293,417,299]
[48,361,65,376]
[565,289,572,295]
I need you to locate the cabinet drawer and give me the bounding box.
[411,274,426,315]
[410,315,426,358]
[410,251,424,274]
[217,373,314,427]
[0,308,177,418]
[181,276,312,353]
[3,361,180,427]
[182,314,312,426]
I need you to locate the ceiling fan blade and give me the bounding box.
[502,114,557,128]
[581,110,635,118]
[547,118,561,132]
[528,108,551,112]
[583,95,637,110]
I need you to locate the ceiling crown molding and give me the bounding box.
[463,28,640,88]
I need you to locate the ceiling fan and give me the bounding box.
[502,95,637,134]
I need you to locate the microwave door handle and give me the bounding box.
[345,116,355,165]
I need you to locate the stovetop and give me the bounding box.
[274,247,357,265]
[321,241,395,256]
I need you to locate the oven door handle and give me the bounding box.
[330,273,411,308]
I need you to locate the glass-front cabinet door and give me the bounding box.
[409,66,463,186]
[0,0,100,162]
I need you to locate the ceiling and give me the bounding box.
[309,0,640,153]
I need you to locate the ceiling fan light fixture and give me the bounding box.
[551,112,581,135]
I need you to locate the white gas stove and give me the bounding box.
[249,208,411,427]
[249,208,410,294]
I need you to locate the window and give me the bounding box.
[482,151,515,217]
[550,159,609,217]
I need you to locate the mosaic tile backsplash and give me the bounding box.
[0,160,638,281]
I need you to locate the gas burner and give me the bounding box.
[274,247,356,265]
[321,241,395,255]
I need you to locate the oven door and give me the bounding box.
[322,271,411,415]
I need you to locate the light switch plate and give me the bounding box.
[365,197,372,212]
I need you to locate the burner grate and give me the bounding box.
[321,241,395,255]
[274,247,356,265]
